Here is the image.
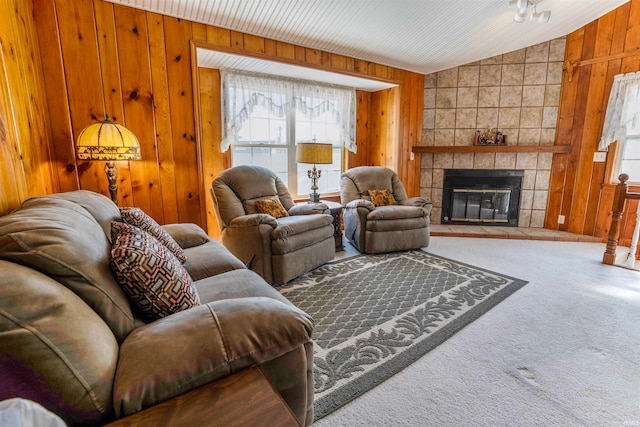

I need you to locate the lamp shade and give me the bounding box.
[296,142,333,164]
[76,116,141,161]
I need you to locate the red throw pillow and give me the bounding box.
[110,221,200,320]
[368,189,396,207]
[254,198,289,219]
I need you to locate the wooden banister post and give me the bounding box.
[603,174,629,265]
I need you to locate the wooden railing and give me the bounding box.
[603,174,640,268]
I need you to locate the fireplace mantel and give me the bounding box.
[412,145,572,154]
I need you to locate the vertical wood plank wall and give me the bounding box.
[8,0,637,241]
[4,0,424,235]
[0,0,58,216]
[548,0,639,244]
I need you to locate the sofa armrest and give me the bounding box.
[288,203,329,216]
[113,297,313,418]
[229,214,277,229]
[160,223,210,249]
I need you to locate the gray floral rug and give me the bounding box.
[277,250,527,420]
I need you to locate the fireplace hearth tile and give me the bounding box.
[429,224,603,243]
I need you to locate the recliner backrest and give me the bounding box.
[211,165,295,228]
[0,260,119,425]
[340,166,409,205]
[0,192,135,342]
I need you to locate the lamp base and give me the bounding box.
[104,161,119,205]
[309,192,320,203]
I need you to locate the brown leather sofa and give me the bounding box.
[0,190,315,426]
[340,166,432,254]
[211,165,335,284]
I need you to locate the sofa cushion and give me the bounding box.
[195,269,291,305]
[0,196,135,342]
[120,207,187,263]
[368,189,395,206]
[110,222,200,320]
[183,240,246,281]
[254,198,289,219]
[0,260,118,426]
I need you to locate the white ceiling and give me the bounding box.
[109,0,629,85]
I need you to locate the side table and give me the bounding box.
[106,366,301,427]
[319,200,344,251]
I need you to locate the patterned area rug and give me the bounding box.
[277,250,527,420]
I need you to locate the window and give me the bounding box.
[618,135,640,183]
[599,71,640,184]
[221,71,355,198]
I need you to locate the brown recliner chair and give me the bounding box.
[340,166,432,254]
[211,165,335,284]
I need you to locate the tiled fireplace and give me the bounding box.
[442,169,523,226]
[420,152,552,227]
[419,38,565,228]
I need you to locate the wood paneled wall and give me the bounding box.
[32,0,203,226]
[192,34,423,235]
[18,0,423,235]
[5,0,637,242]
[548,0,640,243]
[0,0,58,216]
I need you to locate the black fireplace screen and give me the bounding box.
[451,189,511,223]
[442,169,523,226]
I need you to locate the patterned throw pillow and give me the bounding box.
[120,207,186,263]
[368,189,396,207]
[254,198,289,219]
[110,221,200,320]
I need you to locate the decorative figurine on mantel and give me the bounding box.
[475,127,507,146]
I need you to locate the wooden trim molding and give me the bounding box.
[412,145,572,154]
[563,47,640,82]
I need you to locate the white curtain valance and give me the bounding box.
[599,71,640,151]
[220,70,356,153]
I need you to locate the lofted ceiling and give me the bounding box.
[108,0,629,85]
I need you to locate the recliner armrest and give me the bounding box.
[113,297,314,418]
[345,199,375,211]
[228,214,277,228]
[288,202,329,215]
[399,197,432,208]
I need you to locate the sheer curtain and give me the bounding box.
[599,71,640,151]
[220,71,292,152]
[293,82,356,152]
[220,70,356,152]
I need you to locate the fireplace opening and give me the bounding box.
[442,169,524,226]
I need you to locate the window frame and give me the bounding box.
[616,133,640,184]
[229,89,346,198]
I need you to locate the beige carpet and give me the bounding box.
[312,237,640,427]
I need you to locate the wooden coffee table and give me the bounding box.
[107,366,301,427]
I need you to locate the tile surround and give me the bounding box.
[420,38,565,228]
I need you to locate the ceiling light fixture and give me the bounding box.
[508,0,551,23]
